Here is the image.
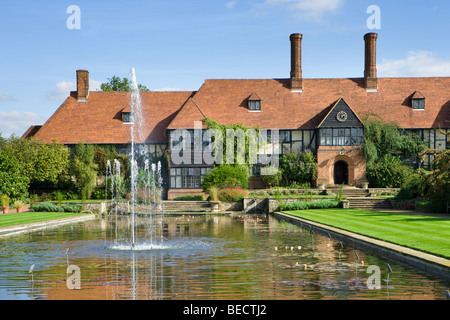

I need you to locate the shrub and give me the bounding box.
[2,194,9,208]
[367,154,414,188]
[280,150,317,186]
[201,165,249,190]
[31,202,82,213]
[260,166,282,188]
[174,195,205,201]
[207,186,219,201]
[281,200,340,211]
[218,188,247,202]
[31,202,64,212]
[61,204,82,213]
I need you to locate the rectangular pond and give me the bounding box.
[0,214,449,300]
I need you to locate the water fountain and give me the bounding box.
[104,67,166,251]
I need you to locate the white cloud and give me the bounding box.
[256,0,345,21]
[0,93,16,102]
[378,51,450,77]
[0,111,45,138]
[226,1,238,9]
[46,80,102,101]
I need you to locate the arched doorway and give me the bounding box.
[334,160,348,185]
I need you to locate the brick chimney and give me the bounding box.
[76,69,89,101]
[364,33,378,92]
[290,33,303,92]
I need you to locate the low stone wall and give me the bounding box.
[221,201,243,212]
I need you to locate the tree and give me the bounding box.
[101,75,150,92]
[421,147,450,213]
[4,136,70,184]
[362,116,426,188]
[0,149,30,203]
[71,142,98,199]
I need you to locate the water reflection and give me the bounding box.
[0,214,448,300]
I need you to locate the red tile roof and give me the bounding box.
[166,77,450,130]
[30,91,194,144]
[25,76,450,145]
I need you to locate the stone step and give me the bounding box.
[162,201,212,212]
[347,197,392,209]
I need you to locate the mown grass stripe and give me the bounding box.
[0,212,90,228]
[282,209,450,258]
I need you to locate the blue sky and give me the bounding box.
[1,0,450,137]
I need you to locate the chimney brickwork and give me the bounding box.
[364,33,378,91]
[290,33,303,92]
[76,69,89,101]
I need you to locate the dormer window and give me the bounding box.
[411,91,425,110]
[122,105,134,123]
[248,93,261,111]
[122,112,134,123]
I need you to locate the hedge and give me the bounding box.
[280,200,340,211]
[31,202,82,213]
[173,195,205,201]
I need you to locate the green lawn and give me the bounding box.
[0,212,91,229]
[282,209,450,259]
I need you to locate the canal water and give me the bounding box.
[0,214,448,300]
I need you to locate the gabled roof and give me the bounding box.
[24,76,450,145]
[21,125,42,139]
[167,97,207,129]
[412,90,425,99]
[165,77,450,130]
[29,91,194,144]
[317,98,363,128]
[248,92,262,101]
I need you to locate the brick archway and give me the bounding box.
[316,146,366,187]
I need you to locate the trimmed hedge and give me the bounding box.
[173,195,205,201]
[281,200,340,211]
[31,202,82,213]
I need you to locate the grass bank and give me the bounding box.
[281,209,450,259]
[0,212,91,229]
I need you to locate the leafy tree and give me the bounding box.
[71,142,98,199]
[362,116,426,188]
[94,145,129,176]
[367,154,415,188]
[0,149,30,203]
[101,75,150,92]
[421,149,450,212]
[4,136,70,184]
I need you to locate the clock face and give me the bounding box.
[337,111,347,122]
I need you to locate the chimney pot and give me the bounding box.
[76,70,89,101]
[364,33,378,91]
[290,33,303,92]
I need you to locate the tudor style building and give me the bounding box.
[23,33,450,199]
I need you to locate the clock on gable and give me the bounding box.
[336,111,348,122]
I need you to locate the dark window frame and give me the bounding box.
[319,127,363,146]
[412,98,425,110]
[249,100,261,111]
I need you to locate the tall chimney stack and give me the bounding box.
[364,33,378,92]
[290,33,303,92]
[76,69,89,101]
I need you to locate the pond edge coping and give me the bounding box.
[0,214,97,237]
[273,211,450,281]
